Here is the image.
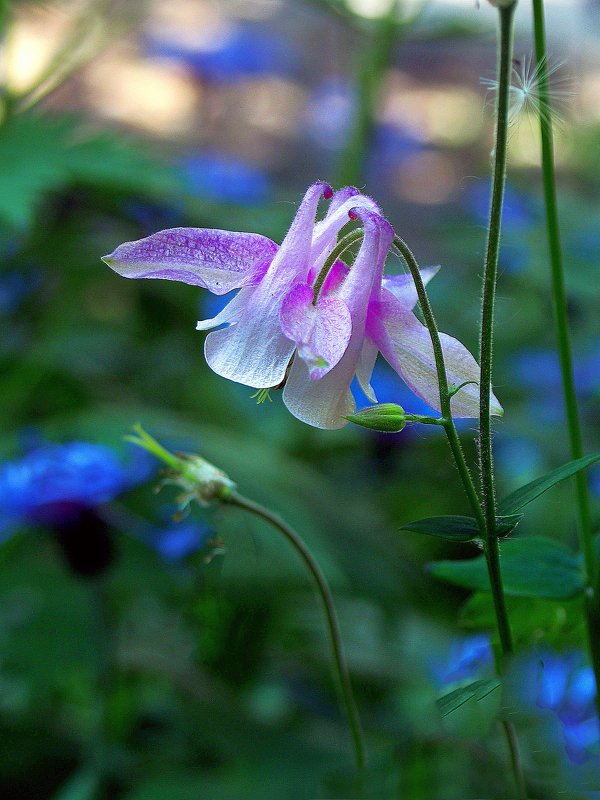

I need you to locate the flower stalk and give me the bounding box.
[531,0,600,714]
[224,492,367,774]
[128,427,366,773]
[477,1,517,659]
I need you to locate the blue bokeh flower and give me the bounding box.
[152,520,212,562]
[145,26,296,83]
[516,650,600,765]
[430,633,494,689]
[180,153,271,206]
[0,441,130,526]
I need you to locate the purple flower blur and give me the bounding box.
[104,183,501,429]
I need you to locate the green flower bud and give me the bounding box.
[345,403,406,433]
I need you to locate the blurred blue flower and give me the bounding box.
[510,345,600,424]
[430,633,494,689]
[145,26,296,83]
[463,182,537,274]
[493,434,544,488]
[180,153,271,206]
[152,520,212,562]
[518,650,600,765]
[464,182,536,232]
[0,442,129,526]
[304,78,356,150]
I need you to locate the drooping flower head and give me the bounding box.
[104,183,501,429]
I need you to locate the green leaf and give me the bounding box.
[498,454,600,515]
[398,514,522,542]
[0,112,178,230]
[437,679,501,717]
[460,593,586,650]
[429,537,584,599]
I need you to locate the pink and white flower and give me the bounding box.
[103,183,501,429]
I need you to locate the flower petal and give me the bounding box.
[382,265,440,310]
[355,339,378,403]
[196,287,252,331]
[280,283,352,379]
[103,228,277,295]
[371,298,503,417]
[310,192,382,268]
[202,182,330,387]
[283,356,356,429]
[284,209,394,429]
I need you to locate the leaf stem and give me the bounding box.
[224,491,367,775]
[477,2,517,659]
[531,0,600,714]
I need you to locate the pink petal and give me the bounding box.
[284,209,394,429]
[355,340,378,402]
[202,182,331,387]
[283,355,356,429]
[382,265,440,310]
[310,192,382,268]
[280,283,352,379]
[370,298,503,418]
[103,228,277,295]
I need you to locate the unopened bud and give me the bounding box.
[345,404,406,433]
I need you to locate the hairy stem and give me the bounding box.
[477,2,516,659]
[225,492,366,774]
[531,0,600,714]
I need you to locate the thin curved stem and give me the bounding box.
[392,235,484,530]
[313,229,363,303]
[477,2,517,658]
[531,0,600,715]
[225,491,366,774]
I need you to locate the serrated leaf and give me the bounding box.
[437,678,501,717]
[498,454,600,515]
[398,514,522,542]
[429,537,584,599]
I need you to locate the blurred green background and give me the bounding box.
[1,0,599,797]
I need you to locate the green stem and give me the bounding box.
[225,492,367,774]
[477,2,516,659]
[531,0,600,712]
[393,234,527,798]
[334,10,398,187]
[392,236,484,530]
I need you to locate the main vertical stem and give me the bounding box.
[478,2,516,658]
[531,0,600,709]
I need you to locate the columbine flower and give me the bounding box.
[104,183,501,429]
